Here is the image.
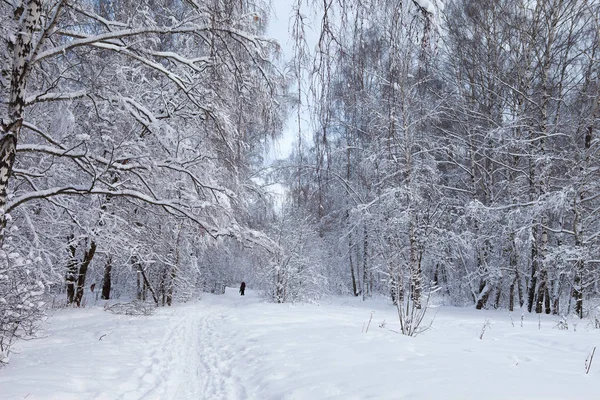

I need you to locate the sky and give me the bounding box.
[259,0,320,207]
[265,0,317,164]
[265,0,295,162]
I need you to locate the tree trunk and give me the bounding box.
[535,271,546,314]
[349,235,358,296]
[142,279,148,301]
[65,236,77,304]
[573,265,583,319]
[134,256,143,300]
[508,236,519,312]
[101,257,112,300]
[409,220,421,308]
[544,284,551,315]
[517,270,524,308]
[166,266,177,306]
[475,280,491,310]
[0,136,17,242]
[159,265,167,306]
[136,269,142,300]
[550,280,559,315]
[494,284,502,309]
[390,272,398,305]
[138,262,159,306]
[74,241,97,307]
[0,1,43,243]
[573,196,585,319]
[276,267,284,303]
[509,278,515,312]
[527,224,539,313]
[535,221,550,314]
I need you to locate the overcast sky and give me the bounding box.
[265,0,318,164]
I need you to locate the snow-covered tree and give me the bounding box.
[0,0,285,360]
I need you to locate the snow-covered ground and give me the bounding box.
[1,288,598,399]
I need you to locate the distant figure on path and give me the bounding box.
[239,281,246,296]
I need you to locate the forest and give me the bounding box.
[1,0,599,362]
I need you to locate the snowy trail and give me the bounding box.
[120,306,207,400]
[181,307,246,399]
[2,290,600,399]
[118,295,253,400]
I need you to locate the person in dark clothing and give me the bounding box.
[239,281,246,296]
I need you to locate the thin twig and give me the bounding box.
[365,312,373,333]
[586,347,596,374]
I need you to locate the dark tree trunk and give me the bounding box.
[475,280,490,310]
[494,284,502,309]
[535,282,544,314]
[573,268,583,319]
[527,272,537,312]
[535,269,549,314]
[349,236,358,296]
[509,278,515,312]
[527,226,539,313]
[138,262,159,306]
[97,175,118,301]
[159,265,167,306]
[508,251,516,312]
[544,285,551,315]
[552,293,560,316]
[74,241,97,307]
[134,256,143,300]
[101,257,112,300]
[517,271,524,308]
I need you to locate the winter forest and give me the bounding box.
[1,0,600,383]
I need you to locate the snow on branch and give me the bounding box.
[67,5,130,30]
[33,24,269,65]
[18,141,226,195]
[89,42,191,90]
[33,26,211,64]
[5,186,217,237]
[24,91,87,105]
[16,144,144,171]
[412,0,440,14]
[139,50,212,73]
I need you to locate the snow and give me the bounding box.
[1,289,599,399]
[414,0,436,14]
